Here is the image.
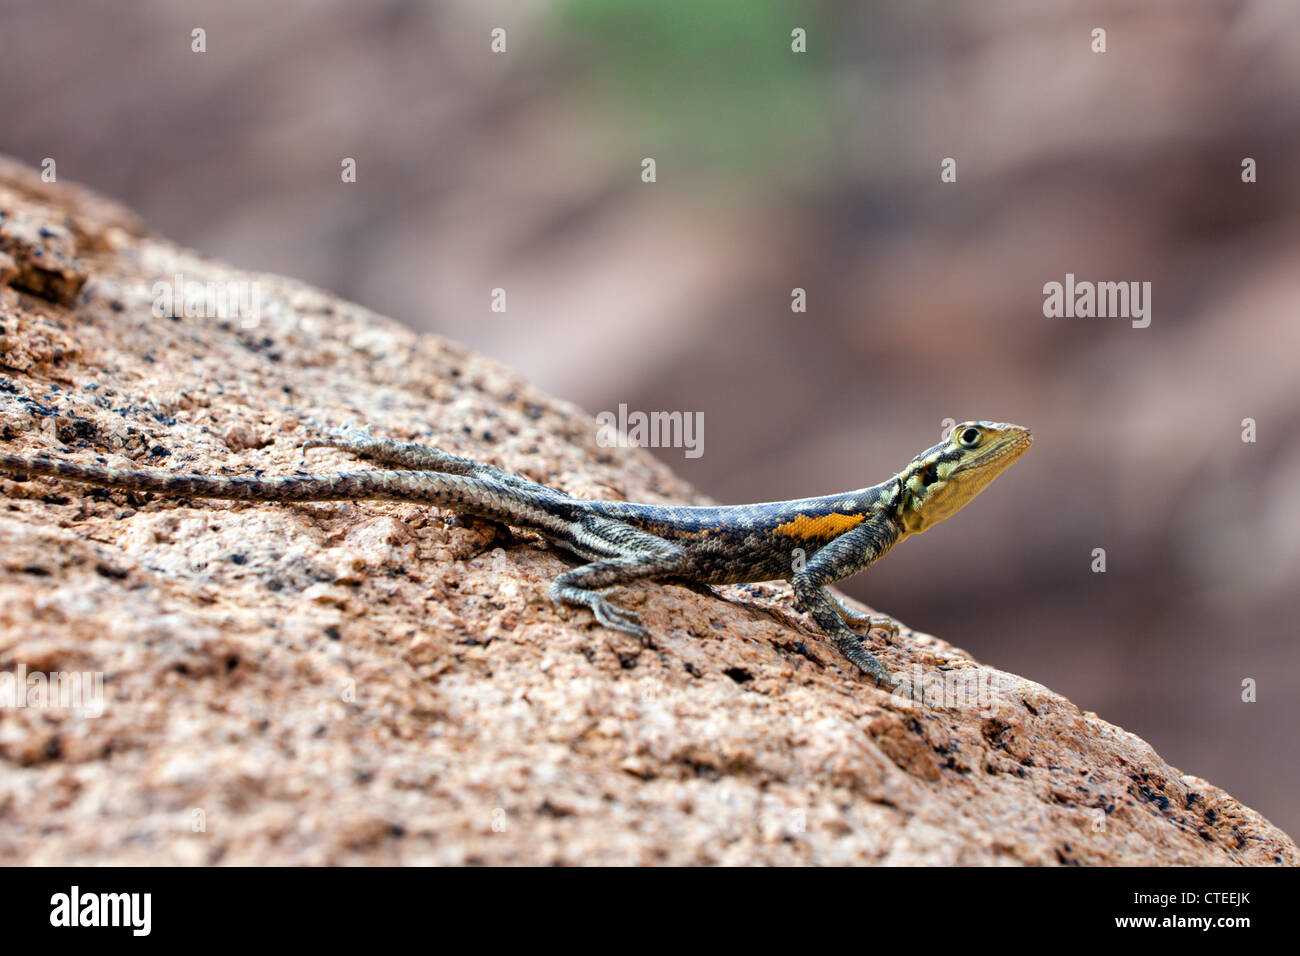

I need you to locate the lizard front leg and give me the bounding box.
[791,519,901,685]
[794,582,896,685]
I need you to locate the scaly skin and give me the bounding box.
[0,420,1032,686]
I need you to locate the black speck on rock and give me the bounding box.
[60,418,99,444]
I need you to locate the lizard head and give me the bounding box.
[895,421,1032,536]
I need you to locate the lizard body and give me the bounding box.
[0,420,1031,685]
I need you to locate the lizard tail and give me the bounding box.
[0,451,585,537]
[0,451,444,503]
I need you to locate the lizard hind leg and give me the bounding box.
[548,518,686,639]
[302,424,559,495]
[303,424,480,474]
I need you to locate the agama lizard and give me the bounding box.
[0,420,1031,686]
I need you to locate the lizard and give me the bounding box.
[0,419,1031,686]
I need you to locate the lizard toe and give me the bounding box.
[593,599,648,637]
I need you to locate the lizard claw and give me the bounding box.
[591,596,649,638]
[857,615,900,640]
[300,435,335,460]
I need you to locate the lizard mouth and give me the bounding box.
[953,428,1032,475]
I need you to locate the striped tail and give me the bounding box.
[0,451,438,503]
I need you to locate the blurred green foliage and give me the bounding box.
[555,0,834,185]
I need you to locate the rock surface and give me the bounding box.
[0,156,1293,865]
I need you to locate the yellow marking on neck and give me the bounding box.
[774,511,865,540]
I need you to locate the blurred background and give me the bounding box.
[3,0,1298,836]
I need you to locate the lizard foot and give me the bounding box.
[834,633,897,686]
[863,615,900,640]
[589,594,650,639]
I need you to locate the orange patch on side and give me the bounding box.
[774,511,866,540]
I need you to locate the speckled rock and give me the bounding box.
[0,156,1293,865]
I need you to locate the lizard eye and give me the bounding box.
[959,427,981,447]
